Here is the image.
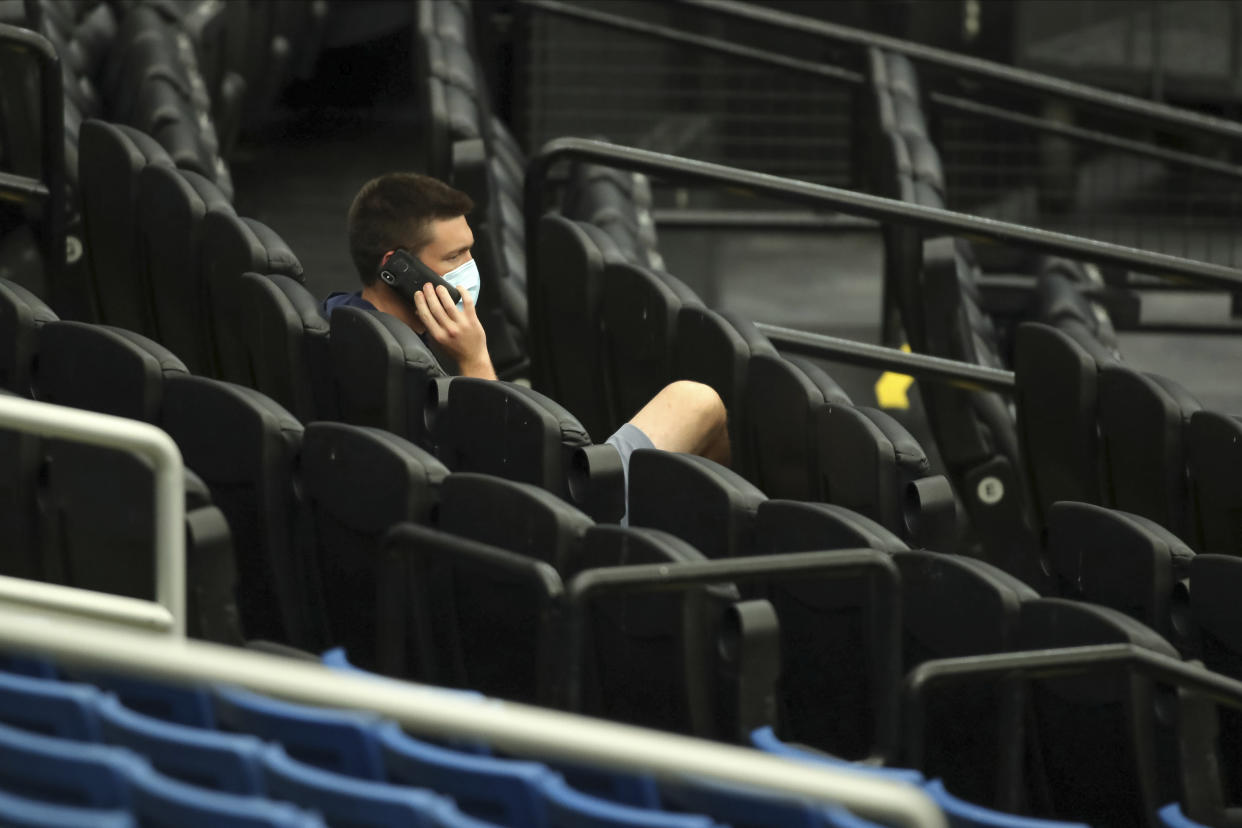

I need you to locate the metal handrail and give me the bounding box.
[675,0,1242,145]
[754,323,1015,394]
[0,23,64,295]
[0,396,184,636]
[525,138,1242,292]
[903,643,1242,773]
[0,605,947,828]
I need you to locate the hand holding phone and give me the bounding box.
[377,249,462,306]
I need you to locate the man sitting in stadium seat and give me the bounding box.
[320,172,732,471]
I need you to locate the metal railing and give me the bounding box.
[675,0,1242,145]
[525,138,1242,375]
[0,396,184,636]
[0,603,948,828]
[514,0,1242,269]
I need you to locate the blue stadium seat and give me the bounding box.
[214,685,384,779]
[0,669,103,740]
[0,787,134,828]
[126,760,325,828]
[659,776,885,828]
[97,693,266,794]
[923,780,1090,828]
[378,719,555,828]
[0,654,58,678]
[1158,803,1209,828]
[538,773,723,828]
[748,727,925,785]
[259,743,496,827]
[0,720,145,807]
[78,670,216,727]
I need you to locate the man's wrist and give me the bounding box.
[459,352,497,380]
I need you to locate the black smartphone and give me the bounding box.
[377,249,461,306]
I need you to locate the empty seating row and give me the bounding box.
[1016,317,1241,559]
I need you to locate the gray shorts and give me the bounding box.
[604,423,655,523]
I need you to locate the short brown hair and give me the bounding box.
[347,173,474,285]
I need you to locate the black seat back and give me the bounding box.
[136,164,233,371]
[530,215,615,437]
[0,278,57,397]
[1098,365,1200,541]
[437,472,594,573]
[429,378,592,500]
[1189,554,1242,805]
[1187,411,1242,556]
[1047,501,1194,652]
[1016,599,1181,828]
[379,522,563,703]
[1014,322,1111,529]
[235,272,332,422]
[328,306,446,447]
[299,422,448,667]
[673,307,775,483]
[162,375,314,647]
[78,119,172,335]
[600,261,698,426]
[740,353,848,500]
[201,211,303,379]
[569,525,741,736]
[628,450,767,559]
[893,550,1037,807]
[818,403,931,539]
[755,500,909,555]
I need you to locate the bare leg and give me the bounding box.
[628,381,732,467]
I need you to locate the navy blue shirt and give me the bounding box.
[319,290,376,319]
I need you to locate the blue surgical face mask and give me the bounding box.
[441,258,480,311]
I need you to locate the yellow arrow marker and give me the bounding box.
[875,344,914,410]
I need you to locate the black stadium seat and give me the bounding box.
[78,119,172,334]
[30,320,241,643]
[600,261,700,426]
[672,307,777,478]
[532,215,618,437]
[628,450,766,560]
[892,550,1037,807]
[200,211,304,380]
[1014,321,1110,530]
[233,271,333,423]
[428,377,592,501]
[328,305,446,448]
[437,473,594,573]
[0,277,57,397]
[740,352,848,500]
[1097,365,1200,543]
[161,375,313,648]
[378,522,564,702]
[1186,411,1242,556]
[1015,599,1181,828]
[567,525,746,737]
[1046,501,1194,652]
[298,422,448,667]
[754,500,909,555]
[136,164,233,372]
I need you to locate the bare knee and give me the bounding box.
[628,381,729,459]
[663,380,726,432]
